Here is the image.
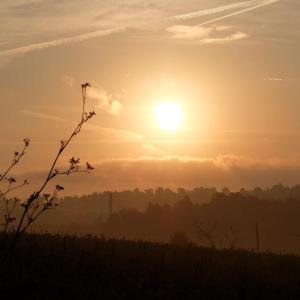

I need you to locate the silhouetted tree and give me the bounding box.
[224,225,239,250]
[195,222,217,248]
[170,231,190,247]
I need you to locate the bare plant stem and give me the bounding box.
[0,140,29,183]
[1,83,95,264]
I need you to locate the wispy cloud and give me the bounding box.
[20,109,66,122]
[166,25,213,40]
[61,75,75,88]
[167,25,248,43]
[84,123,143,141]
[87,87,123,116]
[142,144,170,157]
[197,0,280,26]
[0,27,125,57]
[201,31,248,43]
[20,108,142,141]
[0,0,281,63]
[171,0,260,21]
[167,0,279,43]
[263,77,294,82]
[171,0,280,24]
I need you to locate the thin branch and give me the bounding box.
[0,138,30,183]
[0,180,28,199]
[12,83,95,244]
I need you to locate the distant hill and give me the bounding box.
[11,188,300,255]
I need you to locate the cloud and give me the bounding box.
[197,0,280,26]
[61,75,75,88]
[20,109,66,122]
[170,0,280,24]
[264,78,284,81]
[171,0,261,21]
[20,108,142,141]
[81,155,300,193]
[87,87,123,116]
[142,144,170,157]
[0,1,166,66]
[84,123,143,141]
[6,0,55,13]
[166,25,248,43]
[262,77,300,82]
[201,31,248,43]
[166,25,213,40]
[22,155,300,195]
[0,0,281,67]
[0,27,125,58]
[167,0,279,42]
[93,6,166,31]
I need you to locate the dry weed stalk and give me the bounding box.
[0,83,95,260]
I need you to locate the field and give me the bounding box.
[1,233,300,299]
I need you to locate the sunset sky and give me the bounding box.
[1,0,300,194]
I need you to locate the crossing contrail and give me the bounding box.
[171,0,261,21]
[171,0,280,25]
[197,0,280,26]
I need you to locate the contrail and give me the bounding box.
[0,27,125,57]
[171,0,280,22]
[171,0,260,21]
[197,0,280,26]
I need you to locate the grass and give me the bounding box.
[0,232,300,299]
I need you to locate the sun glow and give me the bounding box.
[156,102,182,131]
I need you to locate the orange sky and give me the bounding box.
[1,0,300,194]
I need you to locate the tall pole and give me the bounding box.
[107,192,113,220]
[255,222,260,252]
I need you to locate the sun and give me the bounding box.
[156,102,182,131]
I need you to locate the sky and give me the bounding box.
[1,0,300,194]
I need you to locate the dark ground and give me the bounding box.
[0,233,300,299]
